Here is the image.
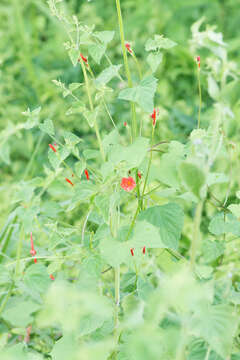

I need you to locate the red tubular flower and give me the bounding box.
[125,42,132,54]
[50,274,55,281]
[137,171,141,179]
[49,144,57,153]
[130,248,134,256]
[196,56,200,68]
[143,246,146,255]
[84,169,89,181]
[123,121,127,127]
[79,53,88,65]
[151,108,157,126]
[65,178,74,186]
[30,232,37,263]
[120,176,136,192]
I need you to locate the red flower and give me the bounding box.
[65,178,74,186]
[137,171,141,179]
[84,169,89,180]
[50,274,55,281]
[49,144,57,153]
[143,246,146,255]
[79,53,88,65]
[120,176,136,192]
[196,56,200,68]
[30,232,37,263]
[125,42,132,54]
[123,121,127,127]
[130,248,134,256]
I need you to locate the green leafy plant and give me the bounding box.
[1,1,240,360]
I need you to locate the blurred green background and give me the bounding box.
[0,0,240,225]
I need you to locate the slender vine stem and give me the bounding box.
[115,0,137,140]
[140,126,155,210]
[197,66,202,129]
[15,226,24,278]
[190,200,203,269]
[79,57,105,161]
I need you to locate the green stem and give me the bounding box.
[115,0,137,140]
[126,204,141,241]
[140,126,155,209]
[197,67,202,129]
[23,132,44,180]
[15,226,24,278]
[114,266,120,336]
[132,53,142,79]
[79,57,105,161]
[204,347,211,360]
[0,283,14,316]
[190,201,203,269]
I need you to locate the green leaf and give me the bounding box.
[94,31,115,44]
[155,141,185,188]
[68,83,82,91]
[207,172,228,186]
[68,48,79,66]
[22,106,41,129]
[48,145,70,170]
[147,53,163,72]
[209,212,240,236]
[0,142,10,165]
[24,264,51,295]
[129,221,164,248]
[89,44,106,64]
[145,34,177,51]
[83,149,100,160]
[39,119,55,136]
[138,203,184,250]
[107,136,149,170]
[228,204,240,219]
[118,76,158,112]
[75,159,87,177]
[0,265,10,286]
[2,297,40,327]
[208,75,220,100]
[179,162,206,198]
[202,240,225,263]
[63,131,82,147]
[102,129,120,154]
[96,65,122,85]
[95,194,110,223]
[191,304,238,358]
[82,106,100,128]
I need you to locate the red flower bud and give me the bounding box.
[84,169,89,181]
[30,232,37,263]
[79,53,88,65]
[196,56,200,68]
[125,42,132,54]
[151,108,157,126]
[50,274,55,281]
[124,121,127,127]
[65,178,74,186]
[49,144,57,153]
[30,249,36,256]
[137,171,141,179]
[130,248,134,256]
[143,246,146,255]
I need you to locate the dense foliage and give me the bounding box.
[1,0,240,359]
